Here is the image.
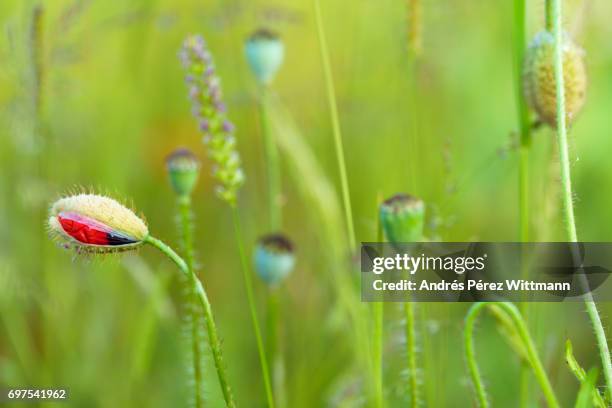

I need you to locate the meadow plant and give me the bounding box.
[544,0,612,398]
[380,193,425,407]
[245,28,285,230]
[254,234,295,287]
[464,302,559,408]
[47,193,235,406]
[181,34,275,407]
[166,148,206,408]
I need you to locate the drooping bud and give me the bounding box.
[166,148,201,197]
[523,31,587,128]
[380,193,424,243]
[48,194,148,253]
[245,28,284,85]
[254,234,295,286]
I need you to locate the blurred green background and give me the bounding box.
[1,0,612,406]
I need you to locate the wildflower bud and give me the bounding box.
[245,28,284,85]
[48,194,148,252]
[254,234,295,286]
[523,31,587,127]
[166,148,201,197]
[380,193,424,243]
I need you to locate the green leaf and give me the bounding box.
[566,339,607,408]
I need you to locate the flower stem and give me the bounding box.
[550,0,612,397]
[259,86,282,230]
[464,302,559,408]
[177,196,204,408]
[144,235,236,408]
[312,0,356,250]
[405,302,418,407]
[373,206,384,408]
[231,206,275,407]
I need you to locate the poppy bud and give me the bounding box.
[166,148,201,197]
[523,30,587,127]
[254,234,295,286]
[380,193,424,243]
[245,28,284,85]
[48,194,148,253]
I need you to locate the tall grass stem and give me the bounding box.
[550,0,612,396]
[231,207,275,407]
[464,302,559,408]
[312,0,356,250]
[177,196,204,408]
[259,86,282,230]
[144,235,236,407]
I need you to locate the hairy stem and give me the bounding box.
[550,0,612,397]
[312,0,356,250]
[464,302,559,408]
[144,235,236,407]
[177,196,204,408]
[231,207,275,407]
[260,86,282,230]
[406,302,419,407]
[373,207,384,408]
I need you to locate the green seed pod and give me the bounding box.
[254,234,295,286]
[523,31,587,128]
[245,28,284,85]
[166,148,201,197]
[380,193,424,243]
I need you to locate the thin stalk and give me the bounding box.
[260,86,282,230]
[464,302,560,408]
[267,287,286,408]
[177,196,204,408]
[545,0,553,32]
[373,207,384,408]
[512,0,532,405]
[144,235,236,408]
[550,0,612,397]
[312,0,356,250]
[405,302,418,407]
[231,207,275,407]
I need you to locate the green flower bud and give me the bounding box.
[380,193,425,243]
[166,148,201,197]
[523,30,587,128]
[254,234,295,286]
[245,28,284,85]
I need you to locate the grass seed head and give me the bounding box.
[166,147,201,197]
[180,34,245,205]
[245,28,284,86]
[380,193,425,243]
[523,30,587,128]
[48,193,148,253]
[254,234,295,286]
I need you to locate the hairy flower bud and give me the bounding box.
[254,234,295,286]
[48,194,148,252]
[245,28,284,85]
[166,148,200,197]
[523,31,587,127]
[380,193,424,243]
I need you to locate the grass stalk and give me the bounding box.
[550,0,612,397]
[177,195,204,408]
[259,86,282,230]
[512,0,532,405]
[144,235,236,407]
[312,0,356,250]
[405,302,418,407]
[373,204,384,408]
[464,302,560,408]
[230,206,275,407]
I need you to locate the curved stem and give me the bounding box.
[464,302,559,408]
[260,86,282,230]
[312,0,356,250]
[177,196,204,408]
[144,235,236,408]
[550,0,612,397]
[231,207,275,407]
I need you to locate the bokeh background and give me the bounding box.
[1,0,612,406]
